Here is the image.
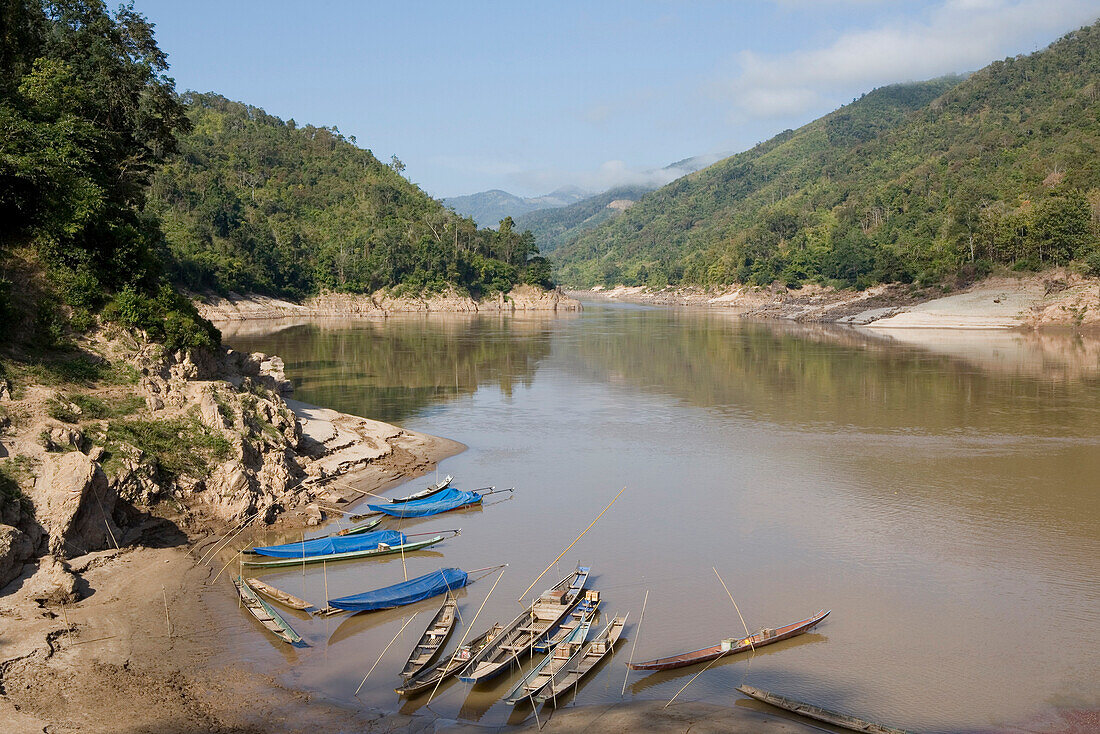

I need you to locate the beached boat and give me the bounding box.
[328,567,470,612]
[736,684,911,734]
[246,577,317,612]
[395,623,504,696]
[534,590,600,653]
[389,475,453,504]
[458,566,590,684]
[367,487,484,518]
[332,514,384,536]
[503,608,596,705]
[399,593,458,680]
[240,532,453,569]
[233,575,304,645]
[627,609,829,671]
[534,614,626,705]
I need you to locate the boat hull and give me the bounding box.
[627,609,829,671]
[240,535,446,568]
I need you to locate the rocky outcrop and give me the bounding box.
[0,523,35,587]
[193,285,582,321]
[35,452,121,558]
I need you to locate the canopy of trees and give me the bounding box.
[555,22,1100,289]
[149,95,550,299]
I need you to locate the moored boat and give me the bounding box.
[627,609,830,671]
[534,614,626,705]
[503,606,597,705]
[400,593,458,680]
[534,589,600,653]
[389,475,453,503]
[233,575,304,645]
[395,623,504,696]
[328,567,470,612]
[332,514,384,536]
[458,566,590,684]
[367,487,484,518]
[246,577,317,612]
[241,532,454,568]
[736,684,911,734]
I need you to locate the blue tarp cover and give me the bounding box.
[328,567,469,611]
[252,530,406,558]
[366,487,481,518]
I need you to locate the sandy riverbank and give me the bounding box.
[0,396,463,734]
[570,271,1100,329]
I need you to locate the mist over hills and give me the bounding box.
[553,20,1100,289]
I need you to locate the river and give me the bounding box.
[221,303,1100,732]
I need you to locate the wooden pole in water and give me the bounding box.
[621,588,648,696]
[426,565,507,705]
[662,568,754,709]
[212,550,243,585]
[323,560,329,607]
[353,612,420,697]
[517,486,625,604]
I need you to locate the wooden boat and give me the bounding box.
[241,534,451,568]
[233,576,304,645]
[395,623,504,696]
[399,593,458,680]
[389,475,453,504]
[504,608,596,705]
[458,566,590,684]
[535,614,626,705]
[534,589,600,653]
[246,577,317,612]
[333,515,383,536]
[627,609,829,671]
[737,684,912,734]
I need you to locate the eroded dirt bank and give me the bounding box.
[193,284,582,322]
[570,271,1100,329]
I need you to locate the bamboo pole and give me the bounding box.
[211,550,242,585]
[621,588,648,696]
[197,514,255,566]
[353,613,420,697]
[517,487,625,604]
[162,586,172,638]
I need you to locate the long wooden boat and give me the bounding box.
[400,593,458,680]
[504,608,596,705]
[333,515,384,536]
[233,576,304,645]
[240,534,449,568]
[627,609,829,671]
[389,475,453,504]
[535,614,626,706]
[395,623,504,696]
[534,590,600,653]
[458,566,590,684]
[246,577,317,612]
[736,684,912,734]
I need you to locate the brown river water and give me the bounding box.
[220,303,1100,732]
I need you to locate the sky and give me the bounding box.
[134,0,1100,199]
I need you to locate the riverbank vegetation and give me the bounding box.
[554,21,1100,290]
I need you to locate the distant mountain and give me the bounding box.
[555,22,1100,289]
[513,186,652,253]
[443,187,591,228]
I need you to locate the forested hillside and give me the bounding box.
[555,21,1100,289]
[514,185,651,254]
[150,96,550,300]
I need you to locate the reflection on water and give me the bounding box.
[219,306,1100,733]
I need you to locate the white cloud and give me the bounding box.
[721,0,1100,121]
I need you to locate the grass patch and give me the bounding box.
[106,410,232,482]
[0,456,38,516]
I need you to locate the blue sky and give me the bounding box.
[135,0,1100,199]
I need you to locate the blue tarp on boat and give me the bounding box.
[366,488,482,518]
[328,567,469,611]
[252,530,406,558]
